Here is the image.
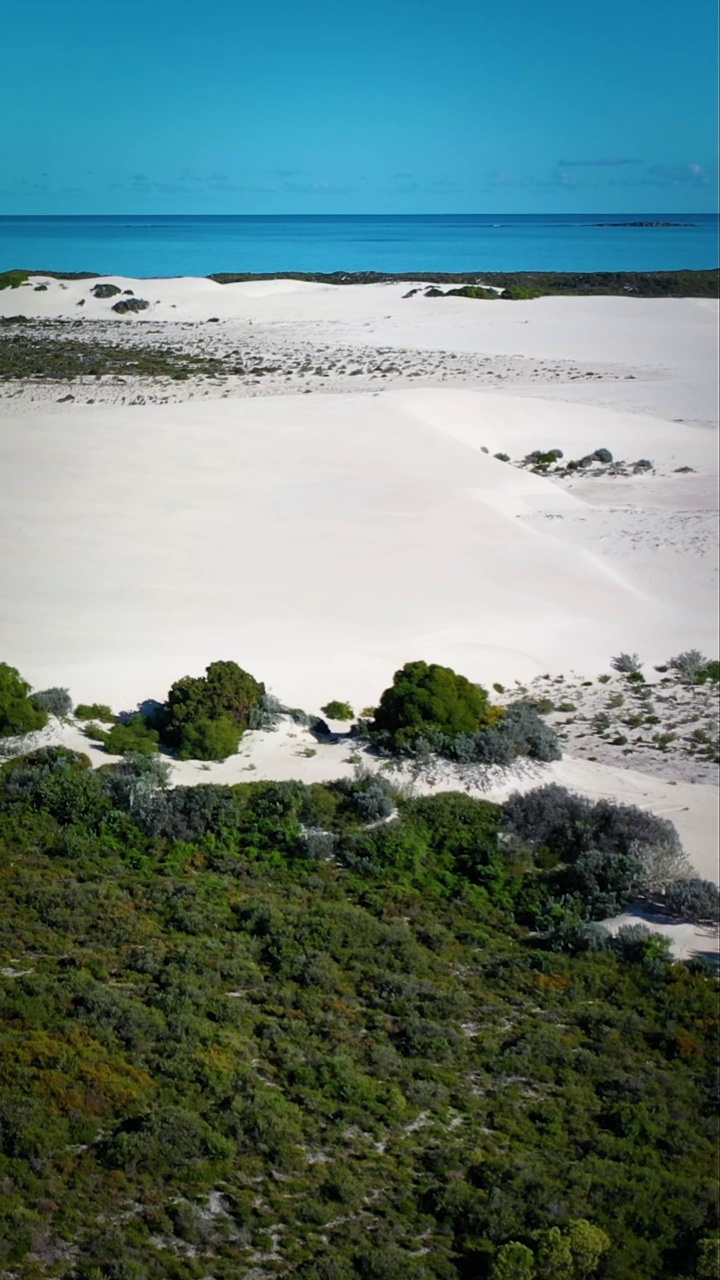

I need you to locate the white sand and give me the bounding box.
[0,277,717,921]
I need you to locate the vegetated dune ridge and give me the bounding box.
[0,277,717,925]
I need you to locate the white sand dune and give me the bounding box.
[1,388,716,716]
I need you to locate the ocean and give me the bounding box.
[0,213,718,278]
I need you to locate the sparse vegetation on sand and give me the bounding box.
[499,656,720,781]
[0,325,236,381]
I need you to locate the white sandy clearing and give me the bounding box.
[0,387,716,715]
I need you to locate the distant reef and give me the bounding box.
[594,221,697,228]
[2,267,718,298]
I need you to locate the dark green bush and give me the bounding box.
[0,663,48,736]
[371,660,493,753]
[111,297,150,314]
[173,714,240,761]
[162,660,265,760]
[0,271,28,290]
[1,746,109,827]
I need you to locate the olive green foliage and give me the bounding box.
[75,702,115,722]
[92,714,160,757]
[322,700,355,721]
[0,753,717,1278]
[0,662,48,737]
[371,660,493,752]
[0,271,29,290]
[173,714,241,761]
[162,660,266,760]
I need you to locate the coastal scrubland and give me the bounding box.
[1,722,718,1278]
[0,271,717,1278]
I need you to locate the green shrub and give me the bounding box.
[162,660,265,760]
[75,702,115,722]
[96,716,160,757]
[371,660,493,752]
[1,746,109,827]
[0,271,29,290]
[175,715,241,761]
[502,784,688,898]
[322,700,354,721]
[0,663,48,737]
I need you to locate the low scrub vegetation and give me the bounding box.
[0,742,716,1277]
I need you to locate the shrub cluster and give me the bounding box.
[0,663,48,737]
[663,877,720,923]
[367,664,560,766]
[502,783,689,914]
[367,661,560,765]
[74,702,115,722]
[160,660,266,760]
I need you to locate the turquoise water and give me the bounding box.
[0,214,717,277]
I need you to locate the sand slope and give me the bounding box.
[1,387,716,714]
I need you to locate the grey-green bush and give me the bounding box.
[663,878,720,923]
[30,687,72,717]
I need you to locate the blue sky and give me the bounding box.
[1,0,717,213]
